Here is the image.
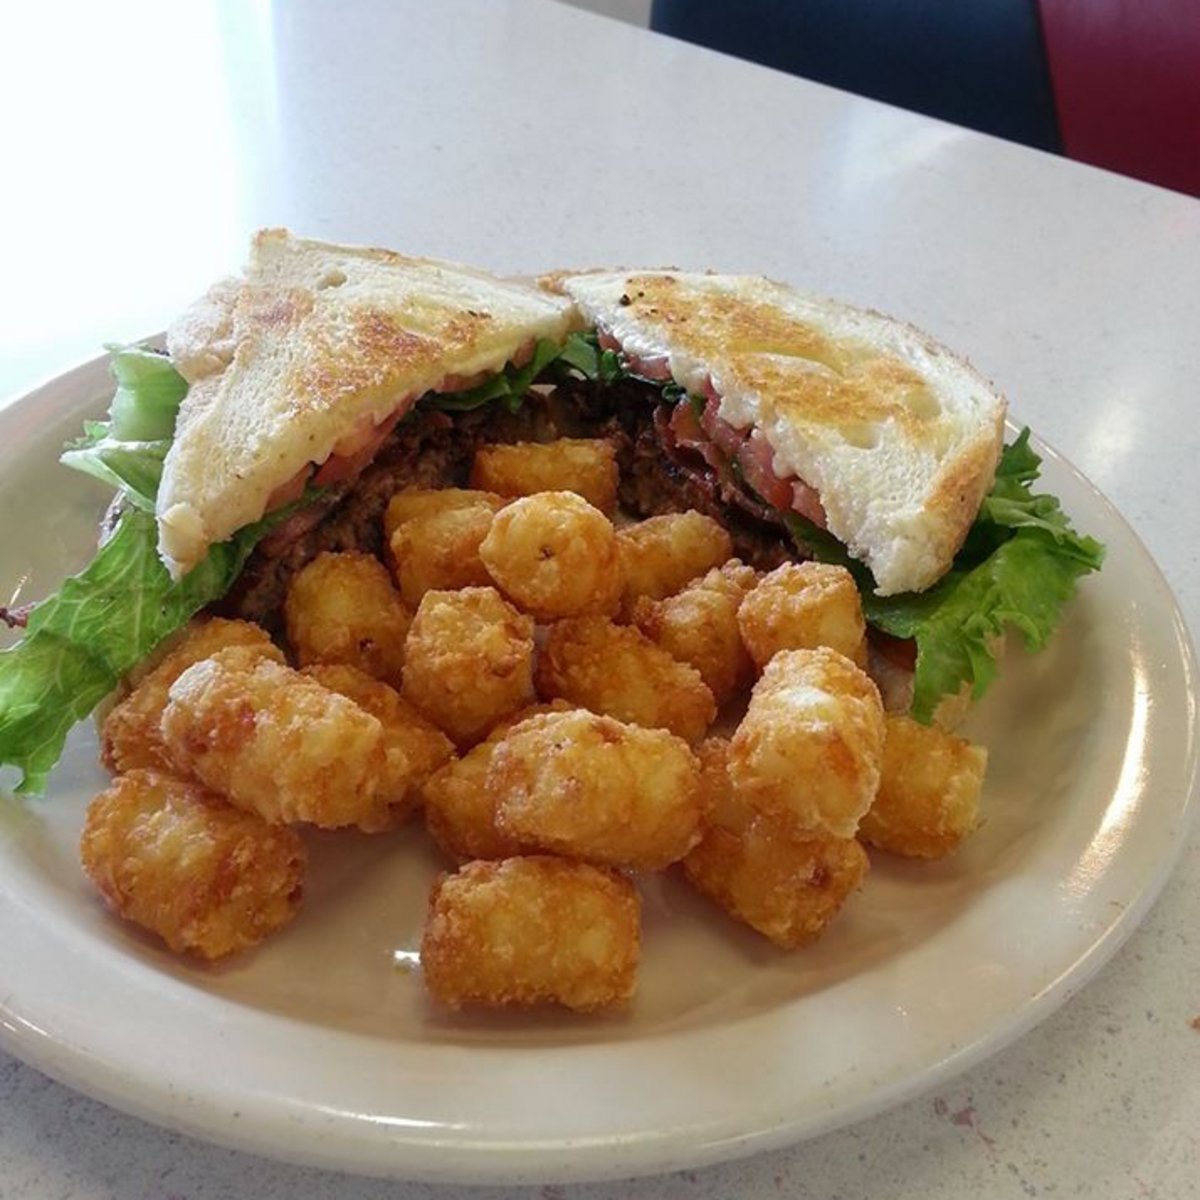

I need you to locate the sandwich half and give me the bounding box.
[158,229,577,578]
[552,270,1007,597]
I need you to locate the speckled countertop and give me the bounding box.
[1,2,1197,1197]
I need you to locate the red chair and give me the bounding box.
[1040,0,1200,197]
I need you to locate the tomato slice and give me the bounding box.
[791,479,828,530]
[735,433,794,511]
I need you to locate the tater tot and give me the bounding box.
[161,648,390,830]
[423,741,534,863]
[422,701,576,862]
[302,664,455,828]
[80,769,305,959]
[478,491,623,620]
[737,562,867,670]
[683,815,869,949]
[616,511,733,612]
[489,710,702,871]
[631,560,758,706]
[101,618,282,775]
[535,616,716,743]
[382,487,504,545]
[283,551,411,685]
[421,856,640,1012]
[469,438,619,514]
[858,714,988,858]
[682,739,869,947]
[388,503,498,608]
[401,587,536,746]
[728,647,884,838]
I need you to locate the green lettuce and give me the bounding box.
[863,431,1104,721]
[0,346,291,794]
[59,347,187,511]
[554,330,626,385]
[0,509,273,794]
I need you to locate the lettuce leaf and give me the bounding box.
[59,348,186,511]
[0,507,271,794]
[1,345,300,794]
[554,330,626,385]
[59,433,172,512]
[105,344,188,440]
[864,432,1104,721]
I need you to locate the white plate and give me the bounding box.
[0,355,1196,1185]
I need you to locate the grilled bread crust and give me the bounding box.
[157,230,576,578]
[554,271,1006,595]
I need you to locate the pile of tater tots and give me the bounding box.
[81,436,988,1013]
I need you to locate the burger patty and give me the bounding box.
[221,379,801,625]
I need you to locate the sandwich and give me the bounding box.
[553,270,1005,597]
[156,229,576,580]
[0,233,1103,793]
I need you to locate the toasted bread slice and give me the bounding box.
[157,230,576,578]
[556,271,1006,595]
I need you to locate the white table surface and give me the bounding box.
[2,1,1198,1197]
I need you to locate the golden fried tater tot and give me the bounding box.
[479,491,623,620]
[535,616,715,743]
[161,648,389,830]
[401,587,536,746]
[728,647,884,838]
[101,618,282,776]
[422,701,577,862]
[631,560,758,706]
[421,856,640,1012]
[80,769,305,960]
[423,740,534,863]
[616,511,733,612]
[683,815,869,949]
[283,551,411,685]
[489,710,702,871]
[737,562,867,670]
[858,714,987,858]
[302,664,455,828]
[683,737,869,947]
[469,439,619,514]
[388,503,498,609]
[382,487,503,545]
